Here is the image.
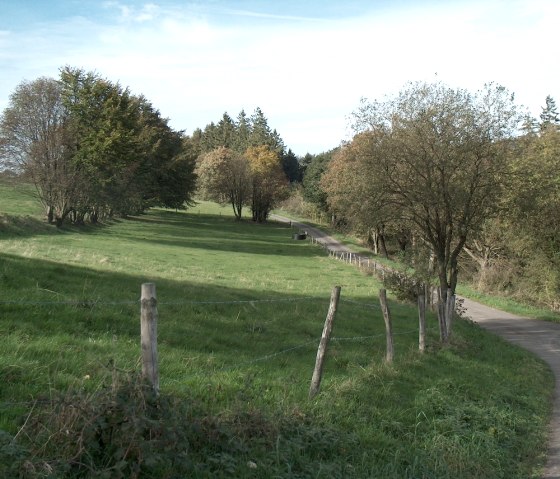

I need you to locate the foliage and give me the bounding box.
[281,148,301,182]
[381,269,423,303]
[196,146,251,219]
[328,82,521,339]
[194,107,287,158]
[0,68,196,226]
[464,124,560,310]
[301,149,336,212]
[246,144,288,222]
[0,76,71,224]
[540,95,560,131]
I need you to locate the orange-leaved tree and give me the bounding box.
[245,145,288,223]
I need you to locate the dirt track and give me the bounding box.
[274,215,559,478]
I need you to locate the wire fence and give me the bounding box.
[0,223,436,410]
[0,296,323,306]
[0,288,432,411]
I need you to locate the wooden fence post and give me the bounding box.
[309,286,341,399]
[418,294,426,353]
[141,283,159,393]
[379,289,394,363]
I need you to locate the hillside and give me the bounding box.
[0,180,554,478]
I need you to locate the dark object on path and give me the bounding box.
[292,232,307,240]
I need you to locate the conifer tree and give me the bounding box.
[540,95,560,131]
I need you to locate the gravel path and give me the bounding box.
[273,214,560,478]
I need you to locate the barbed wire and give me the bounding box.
[0,296,326,307]
[340,298,381,309]
[0,299,138,306]
[0,325,431,411]
[159,297,324,306]
[332,328,419,342]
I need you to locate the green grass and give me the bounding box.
[0,179,43,217]
[0,184,554,477]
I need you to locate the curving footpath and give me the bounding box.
[273,214,560,478]
[463,298,560,478]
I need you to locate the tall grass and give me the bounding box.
[0,185,554,478]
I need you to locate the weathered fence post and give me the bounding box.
[309,286,341,399]
[141,283,159,393]
[379,289,394,363]
[418,293,426,353]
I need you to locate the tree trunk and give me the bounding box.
[379,233,389,259]
[367,228,379,255]
[47,205,54,224]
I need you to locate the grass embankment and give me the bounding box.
[0,181,554,478]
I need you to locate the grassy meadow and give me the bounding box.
[0,180,554,478]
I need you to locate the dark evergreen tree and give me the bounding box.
[540,95,560,131]
[302,150,336,211]
[299,153,313,177]
[281,148,301,182]
[248,107,285,154]
[216,112,236,149]
[233,109,250,153]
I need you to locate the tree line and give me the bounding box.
[2,69,558,316]
[0,67,197,225]
[191,108,299,222]
[299,84,560,317]
[0,70,302,226]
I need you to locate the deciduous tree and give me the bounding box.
[196,146,251,219]
[342,82,520,338]
[0,77,77,223]
[245,145,287,222]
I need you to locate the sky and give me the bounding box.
[0,0,558,155]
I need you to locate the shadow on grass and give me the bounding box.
[0,252,355,363]
[0,214,121,239]
[0,209,316,258]
[0,252,553,479]
[126,211,322,257]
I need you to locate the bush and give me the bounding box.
[9,370,364,478]
[381,269,424,303]
[0,430,34,478]
[17,374,196,478]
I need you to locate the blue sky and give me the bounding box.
[1,0,558,154]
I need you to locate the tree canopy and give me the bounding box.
[0,68,196,225]
[196,146,251,220]
[323,81,521,338]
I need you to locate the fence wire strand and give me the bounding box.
[0,296,325,307]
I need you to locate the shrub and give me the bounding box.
[381,269,424,303]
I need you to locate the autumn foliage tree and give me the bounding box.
[196,146,251,219]
[321,134,394,256]
[469,122,560,309]
[245,145,288,222]
[324,82,520,339]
